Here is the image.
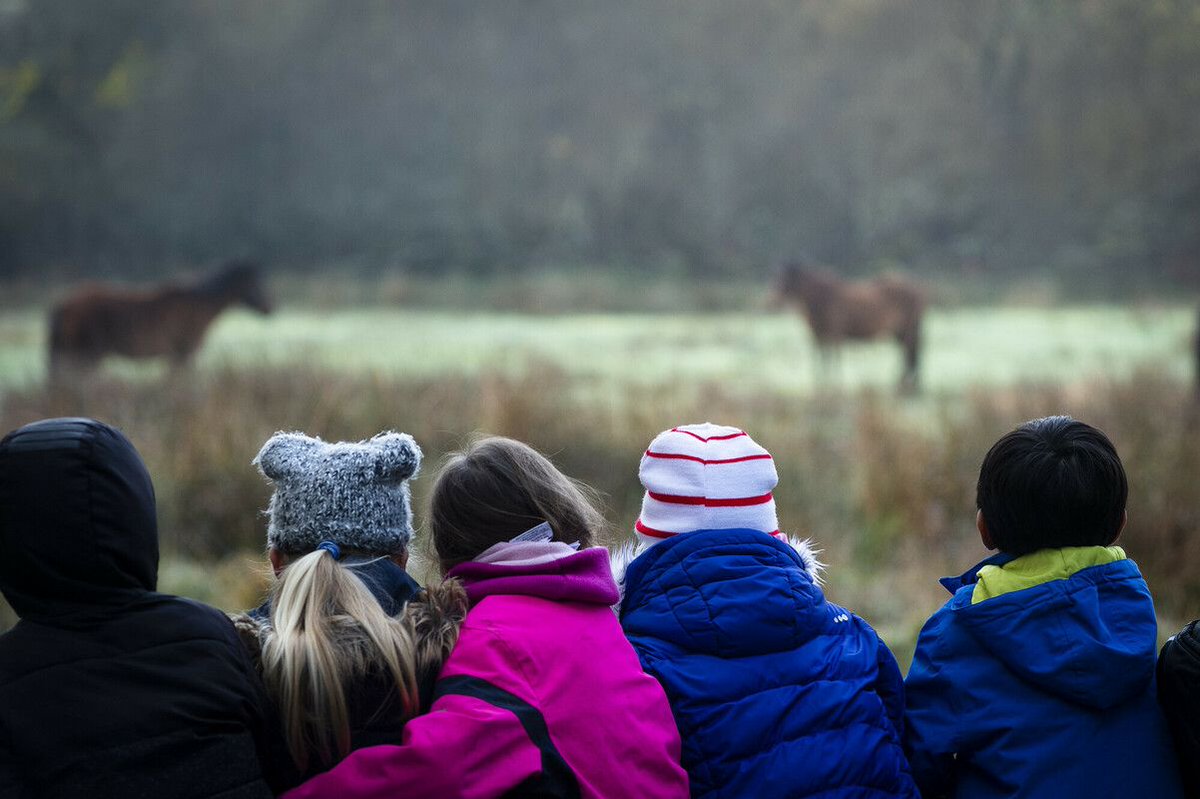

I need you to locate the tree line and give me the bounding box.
[1,0,1197,293]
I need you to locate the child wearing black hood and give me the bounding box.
[0,418,278,798]
[1158,621,1200,795]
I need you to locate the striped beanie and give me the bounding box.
[635,423,779,546]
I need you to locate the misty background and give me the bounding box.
[2,0,1198,295]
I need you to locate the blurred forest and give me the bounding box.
[1,0,1199,293]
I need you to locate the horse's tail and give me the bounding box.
[47,300,89,378]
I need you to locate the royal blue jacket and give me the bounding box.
[904,549,1184,799]
[619,529,918,799]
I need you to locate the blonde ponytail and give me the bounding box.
[260,550,419,771]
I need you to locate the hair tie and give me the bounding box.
[316,540,342,561]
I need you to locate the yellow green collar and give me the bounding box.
[972,546,1126,605]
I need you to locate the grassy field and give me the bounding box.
[1,301,1197,665]
[0,304,1193,393]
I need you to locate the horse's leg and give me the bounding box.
[814,341,841,392]
[812,342,829,391]
[897,320,921,395]
[47,349,99,386]
[168,344,197,372]
[46,311,81,385]
[47,347,66,384]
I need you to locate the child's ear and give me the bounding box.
[976,509,996,550]
[268,547,287,577]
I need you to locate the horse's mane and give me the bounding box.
[194,260,262,297]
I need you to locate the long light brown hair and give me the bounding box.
[427,436,609,574]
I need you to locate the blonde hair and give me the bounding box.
[260,550,419,771]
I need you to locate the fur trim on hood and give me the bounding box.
[609,532,825,609]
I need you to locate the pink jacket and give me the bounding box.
[282,547,688,798]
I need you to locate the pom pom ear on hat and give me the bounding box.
[635,422,780,547]
[255,430,422,556]
[367,432,422,482]
[254,432,323,480]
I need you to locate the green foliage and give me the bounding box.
[94,43,146,109]
[0,60,38,121]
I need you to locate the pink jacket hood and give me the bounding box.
[447,547,619,606]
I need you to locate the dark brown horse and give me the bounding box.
[773,261,926,393]
[49,260,272,374]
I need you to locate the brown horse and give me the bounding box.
[49,260,272,375]
[773,261,926,393]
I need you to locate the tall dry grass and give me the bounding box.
[1,365,1197,661]
[856,371,1200,617]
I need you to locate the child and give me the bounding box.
[0,418,275,798]
[618,423,918,798]
[283,436,689,799]
[233,431,465,790]
[1159,620,1200,796]
[904,416,1183,798]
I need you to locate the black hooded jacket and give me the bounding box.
[0,418,275,799]
[1159,620,1200,797]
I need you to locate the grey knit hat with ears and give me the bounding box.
[254,431,422,556]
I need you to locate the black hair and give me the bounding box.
[976,415,1127,556]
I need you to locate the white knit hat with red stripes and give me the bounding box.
[634,423,779,546]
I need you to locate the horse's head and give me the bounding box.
[213,260,273,315]
[772,260,821,308]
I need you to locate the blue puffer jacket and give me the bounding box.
[904,549,1184,799]
[619,529,918,799]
